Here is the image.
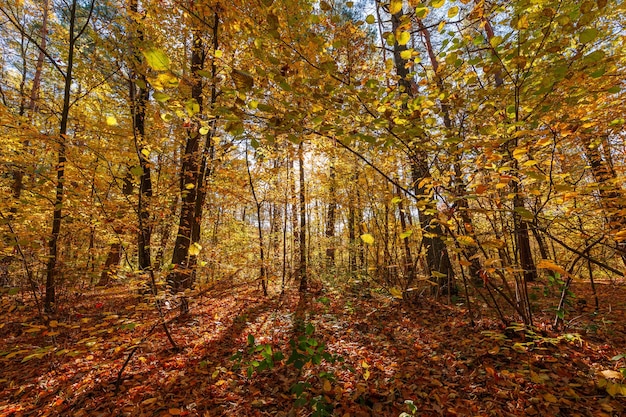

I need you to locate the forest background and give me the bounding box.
[1,0,625,415]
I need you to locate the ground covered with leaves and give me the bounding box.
[1,278,625,417]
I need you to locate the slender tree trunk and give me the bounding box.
[246,145,268,296]
[348,192,357,273]
[325,156,337,270]
[98,242,121,287]
[128,0,153,274]
[298,142,307,293]
[45,0,93,312]
[28,0,49,115]
[396,185,415,288]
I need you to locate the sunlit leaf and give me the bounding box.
[189,242,202,256]
[397,31,411,45]
[389,0,402,14]
[142,48,170,71]
[360,233,375,244]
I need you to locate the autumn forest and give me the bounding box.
[1,0,625,415]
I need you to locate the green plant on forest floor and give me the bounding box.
[230,322,344,415]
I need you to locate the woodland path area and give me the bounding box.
[1,278,625,417]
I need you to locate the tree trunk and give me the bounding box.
[98,242,121,287]
[128,0,153,274]
[246,145,268,296]
[325,156,337,270]
[298,142,307,293]
[390,9,455,289]
[169,27,205,293]
[45,0,93,312]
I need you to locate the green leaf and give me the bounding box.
[579,28,597,43]
[365,14,375,24]
[185,99,200,116]
[130,166,143,177]
[514,207,534,220]
[142,48,170,71]
[360,233,375,245]
[153,92,170,102]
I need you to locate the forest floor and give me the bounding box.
[0,277,625,417]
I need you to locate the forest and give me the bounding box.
[0,0,625,415]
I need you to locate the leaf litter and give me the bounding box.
[0,278,624,416]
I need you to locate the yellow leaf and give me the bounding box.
[323,379,332,392]
[389,287,403,299]
[397,31,411,45]
[142,48,170,71]
[106,116,118,126]
[141,397,158,406]
[214,50,223,58]
[403,47,418,61]
[447,6,458,18]
[543,393,557,403]
[536,259,568,277]
[516,14,529,29]
[600,369,623,379]
[389,0,402,14]
[457,235,476,247]
[189,242,202,256]
[360,233,375,245]
[606,382,620,397]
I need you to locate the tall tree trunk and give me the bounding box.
[348,186,357,274]
[128,0,153,274]
[396,185,415,288]
[298,142,307,293]
[481,10,536,286]
[325,156,337,270]
[246,145,268,296]
[389,8,454,288]
[44,0,94,312]
[169,27,206,293]
[98,242,121,287]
